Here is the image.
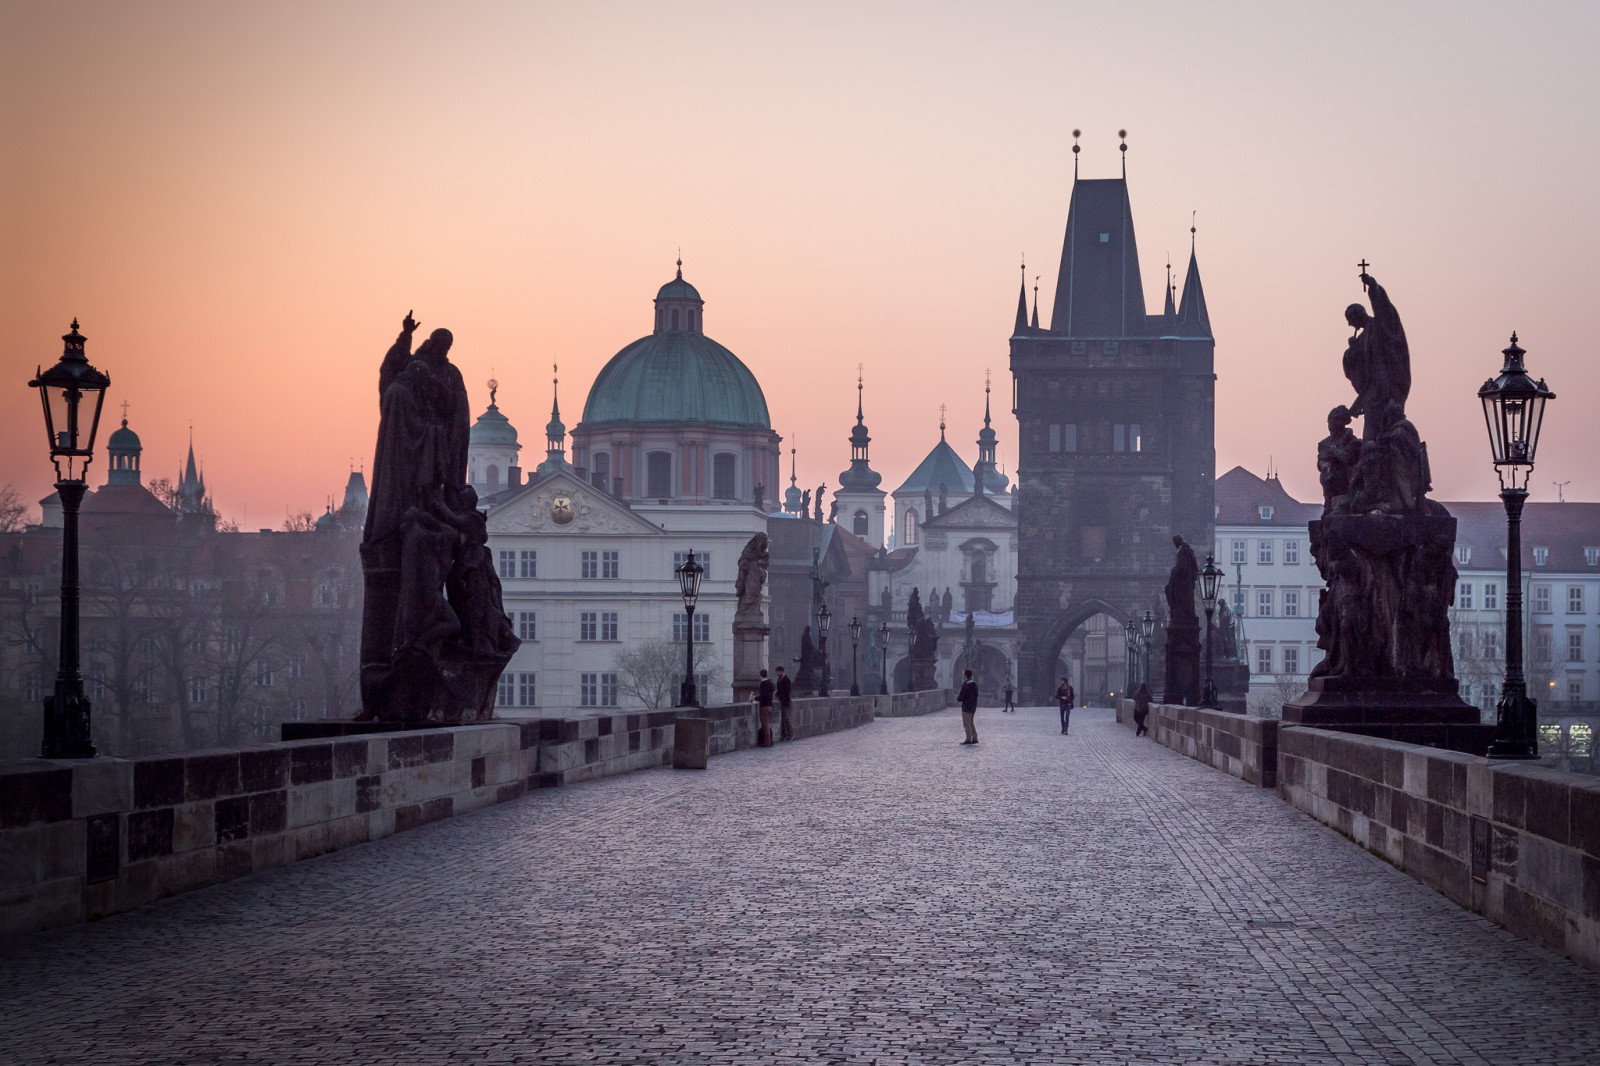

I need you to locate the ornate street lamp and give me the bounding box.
[1199,554,1224,709]
[1480,333,1555,760]
[30,320,111,758]
[675,549,703,708]
[848,615,862,696]
[878,620,891,695]
[816,602,832,697]
[1124,614,1140,692]
[1140,609,1155,694]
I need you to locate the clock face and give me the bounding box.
[550,494,575,525]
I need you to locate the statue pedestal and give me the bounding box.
[910,657,937,692]
[731,619,769,704]
[1213,659,1251,713]
[1163,624,1200,706]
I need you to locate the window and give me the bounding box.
[1231,540,1247,565]
[1455,545,1472,566]
[1568,586,1585,614]
[188,676,207,704]
[1533,628,1551,662]
[1114,424,1126,452]
[1459,630,1475,659]
[1588,547,1600,567]
[1458,583,1474,610]
[1534,586,1551,613]
[601,612,619,641]
[1283,647,1300,674]
[1534,546,1549,566]
[1258,540,1274,565]
[1284,540,1299,566]
[518,612,536,641]
[1484,583,1499,610]
[1257,590,1273,617]
[1569,678,1584,702]
[673,613,711,642]
[25,583,39,605]
[602,551,619,579]
[1541,723,1564,748]
[591,451,610,492]
[255,661,273,687]
[497,674,514,706]
[1258,505,1274,521]
[712,454,736,500]
[1568,631,1584,663]
[646,451,673,498]
[499,551,516,579]
[485,464,500,489]
[1071,341,1087,355]
[521,551,537,579]
[670,308,680,330]
[1573,722,1594,756]
[1483,631,1500,659]
[1102,340,1119,354]
[580,672,619,708]
[519,672,536,707]
[1048,425,1060,452]
[1461,683,1473,703]
[903,510,918,545]
[853,510,869,536]
[1283,590,1299,618]
[580,612,598,641]
[289,655,304,679]
[23,673,41,702]
[1130,424,1141,452]
[1257,647,1274,674]
[673,551,707,579]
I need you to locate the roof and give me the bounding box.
[893,435,973,496]
[1214,466,1322,527]
[655,277,702,302]
[81,483,171,518]
[1174,248,1212,338]
[469,402,519,446]
[580,329,771,428]
[106,419,140,452]
[1448,501,1600,574]
[1049,178,1148,337]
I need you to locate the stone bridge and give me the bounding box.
[4,705,1600,1064]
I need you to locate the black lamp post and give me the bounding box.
[1200,554,1224,709]
[1481,333,1555,760]
[1124,615,1139,692]
[816,602,832,697]
[1140,609,1155,693]
[30,320,110,759]
[675,549,703,708]
[878,620,890,694]
[848,615,862,696]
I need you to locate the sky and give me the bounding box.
[3,1,1598,526]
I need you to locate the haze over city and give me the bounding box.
[3,0,1596,521]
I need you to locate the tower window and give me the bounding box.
[486,464,500,488]
[647,451,673,498]
[670,308,680,331]
[853,510,869,537]
[904,509,918,545]
[712,453,736,499]
[591,451,610,491]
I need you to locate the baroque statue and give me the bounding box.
[1164,535,1199,628]
[734,533,769,623]
[358,312,520,724]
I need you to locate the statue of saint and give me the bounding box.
[1316,405,1362,513]
[795,625,815,686]
[1343,273,1411,440]
[734,533,769,622]
[1217,599,1239,661]
[1164,535,1199,628]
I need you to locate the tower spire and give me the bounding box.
[1072,128,1080,180]
[1014,257,1029,334]
[856,363,864,424]
[939,404,947,441]
[1031,274,1040,328]
[543,362,567,472]
[1119,128,1127,178]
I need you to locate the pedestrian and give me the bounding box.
[959,668,980,745]
[1056,675,1075,735]
[756,669,775,747]
[775,665,794,742]
[1133,681,1152,737]
[1001,676,1016,712]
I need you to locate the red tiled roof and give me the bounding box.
[1215,467,1321,527]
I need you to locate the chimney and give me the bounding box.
[508,465,522,489]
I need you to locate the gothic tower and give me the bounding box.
[1009,143,1215,702]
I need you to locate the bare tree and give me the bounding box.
[0,484,29,533]
[1247,673,1304,717]
[615,639,721,709]
[282,512,316,533]
[147,478,181,512]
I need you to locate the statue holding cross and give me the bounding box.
[1342,263,1411,441]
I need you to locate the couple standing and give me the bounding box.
[755,667,795,747]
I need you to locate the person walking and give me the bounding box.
[1001,676,1016,713]
[775,665,794,742]
[1056,675,1075,735]
[756,669,775,747]
[959,669,980,745]
[1133,680,1153,737]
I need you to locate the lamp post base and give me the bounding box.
[41,688,96,759]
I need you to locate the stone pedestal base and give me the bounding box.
[1283,676,1492,753]
[910,657,937,692]
[731,621,769,704]
[1163,625,1200,706]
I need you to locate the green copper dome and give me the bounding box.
[656,276,701,302]
[582,331,770,428]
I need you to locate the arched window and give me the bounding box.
[486,464,500,489]
[646,451,673,498]
[670,308,680,331]
[712,453,736,499]
[853,510,869,537]
[971,554,986,583]
[904,509,918,545]
[591,451,610,491]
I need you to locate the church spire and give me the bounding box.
[974,369,1006,498]
[783,444,803,515]
[1163,256,1176,318]
[544,363,566,468]
[1014,258,1029,334]
[1176,217,1212,337]
[1030,274,1040,328]
[838,364,881,493]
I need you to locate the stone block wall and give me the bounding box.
[873,689,956,718]
[512,711,678,789]
[1277,726,1600,972]
[0,724,525,938]
[1116,700,1279,787]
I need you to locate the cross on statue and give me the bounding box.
[1358,258,1370,290]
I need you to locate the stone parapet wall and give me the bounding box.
[0,724,525,938]
[510,711,678,789]
[1116,700,1279,787]
[1277,726,1600,972]
[873,689,956,718]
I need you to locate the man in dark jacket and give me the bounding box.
[756,670,775,747]
[1056,676,1075,735]
[775,665,794,742]
[959,669,980,745]
[1001,677,1016,712]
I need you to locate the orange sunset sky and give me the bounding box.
[3,2,1597,527]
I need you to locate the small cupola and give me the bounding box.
[105,406,143,486]
[653,258,705,334]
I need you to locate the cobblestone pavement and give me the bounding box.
[6,707,1600,1065]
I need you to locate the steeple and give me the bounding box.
[783,445,803,515]
[1013,259,1029,335]
[837,365,881,492]
[1030,274,1040,328]
[1176,222,1211,337]
[1163,257,1176,318]
[540,364,567,473]
[1049,146,1148,336]
[973,370,1008,498]
[177,427,207,514]
[104,408,142,487]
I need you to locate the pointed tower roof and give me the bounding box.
[539,365,568,475]
[895,413,974,496]
[1013,260,1029,335]
[783,446,803,514]
[1049,174,1148,337]
[973,371,1009,496]
[1163,257,1176,318]
[838,367,882,492]
[1176,244,1211,337]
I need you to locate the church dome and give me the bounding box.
[106,419,141,453]
[581,269,770,429]
[469,398,519,446]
